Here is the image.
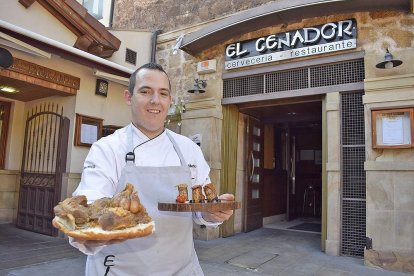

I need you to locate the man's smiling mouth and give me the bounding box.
[148,109,161,114]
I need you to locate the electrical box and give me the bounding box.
[197,59,216,74]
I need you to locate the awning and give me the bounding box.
[180,0,410,55]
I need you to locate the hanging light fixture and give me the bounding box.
[375,48,403,69]
[187,79,207,94]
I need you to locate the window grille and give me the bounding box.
[341,91,366,257]
[223,60,365,98]
[223,75,263,98]
[266,68,308,93]
[125,48,137,65]
[310,60,365,88]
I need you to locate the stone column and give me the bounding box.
[325,92,341,256]
[181,79,224,240]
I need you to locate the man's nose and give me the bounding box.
[150,92,161,104]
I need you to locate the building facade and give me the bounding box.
[114,0,414,273]
[0,0,152,235]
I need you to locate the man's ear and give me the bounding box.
[124,90,132,105]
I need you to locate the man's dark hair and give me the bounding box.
[128,62,171,94]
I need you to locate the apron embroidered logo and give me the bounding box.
[103,255,115,276]
[84,164,96,169]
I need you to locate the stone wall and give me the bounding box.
[363,74,414,273]
[113,0,276,32]
[360,12,414,275]
[0,171,20,224]
[62,173,81,199]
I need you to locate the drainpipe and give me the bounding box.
[151,29,162,63]
[108,0,115,28]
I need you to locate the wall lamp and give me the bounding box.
[0,47,13,69]
[376,48,402,69]
[188,79,207,94]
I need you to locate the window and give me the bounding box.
[79,0,114,27]
[0,101,11,169]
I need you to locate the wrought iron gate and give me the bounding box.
[16,104,69,236]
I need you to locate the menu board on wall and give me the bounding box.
[382,115,404,144]
[80,123,99,145]
[75,114,103,147]
[372,108,414,149]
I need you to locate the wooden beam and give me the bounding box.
[18,0,35,8]
[74,35,93,52]
[19,0,120,57]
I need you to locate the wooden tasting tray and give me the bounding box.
[158,201,241,212]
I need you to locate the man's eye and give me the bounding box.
[140,90,149,94]
[161,92,170,97]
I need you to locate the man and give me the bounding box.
[62,63,234,275]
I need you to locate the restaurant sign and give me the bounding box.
[224,19,356,70]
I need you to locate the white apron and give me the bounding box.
[85,129,204,276]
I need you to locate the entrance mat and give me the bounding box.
[288,222,321,232]
[225,250,278,270]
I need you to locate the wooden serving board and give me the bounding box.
[158,201,241,212]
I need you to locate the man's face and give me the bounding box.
[124,68,172,138]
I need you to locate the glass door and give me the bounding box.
[245,116,264,232]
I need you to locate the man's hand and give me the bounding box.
[201,193,235,223]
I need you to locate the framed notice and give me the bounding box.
[75,114,103,147]
[372,108,414,149]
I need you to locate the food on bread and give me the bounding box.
[54,195,89,226]
[191,185,204,203]
[203,183,218,202]
[53,183,154,240]
[129,191,144,213]
[88,197,111,220]
[53,215,154,240]
[172,183,219,204]
[175,184,188,201]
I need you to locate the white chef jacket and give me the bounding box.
[74,123,211,200]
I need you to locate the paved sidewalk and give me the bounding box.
[0,224,410,276]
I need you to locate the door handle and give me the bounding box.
[250,151,254,181]
[290,157,296,195]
